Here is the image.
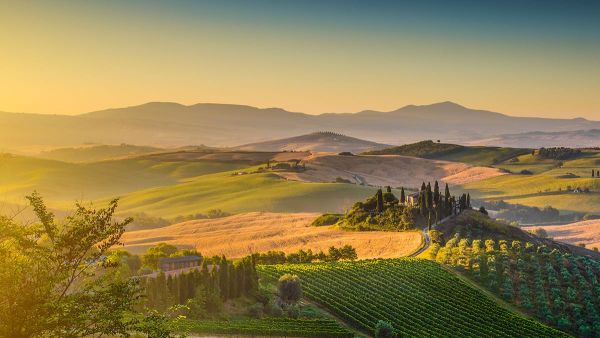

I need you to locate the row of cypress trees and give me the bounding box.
[417,181,470,227]
[141,255,258,312]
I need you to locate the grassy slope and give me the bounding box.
[435,146,529,166]
[36,144,163,162]
[363,140,528,166]
[112,170,377,217]
[462,150,600,213]
[0,154,247,206]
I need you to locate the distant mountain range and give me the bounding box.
[234,131,390,153]
[1,101,599,151]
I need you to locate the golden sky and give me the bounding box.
[1,1,599,119]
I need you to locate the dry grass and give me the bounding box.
[278,154,504,188]
[121,212,423,258]
[523,220,600,250]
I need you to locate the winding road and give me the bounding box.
[410,215,453,257]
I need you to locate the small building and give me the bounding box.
[158,255,201,271]
[406,192,420,206]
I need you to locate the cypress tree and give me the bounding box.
[593,170,595,178]
[426,182,433,212]
[386,186,392,193]
[376,189,384,213]
[400,187,406,204]
[444,183,451,215]
[433,181,440,206]
[219,256,229,300]
[467,193,471,208]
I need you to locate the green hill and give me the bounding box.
[36,144,165,162]
[259,258,566,337]
[363,140,528,166]
[0,154,247,207]
[108,170,378,218]
[462,149,600,213]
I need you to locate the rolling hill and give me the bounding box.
[120,212,422,257]
[2,101,600,151]
[523,219,600,250]
[36,144,165,162]
[363,140,529,166]
[468,129,600,148]
[460,149,600,213]
[234,131,390,153]
[279,152,505,188]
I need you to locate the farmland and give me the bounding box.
[175,318,352,337]
[258,258,566,337]
[120,211,423,257]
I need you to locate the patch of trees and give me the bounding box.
[417,181,466,228]
[481,200,563,224]
[430,234,600,336]
[142,255,258,317]
[339,182,462,231]
[340,186,416,231]
[253,245,358,265]
[536,147,581,160]
[127,209,231,230]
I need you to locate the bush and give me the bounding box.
[374,320,395,338]
[311,214,341,226]
[335,177,352,184]
[529,228,548,238]
[247,303,264,319]
[264,301,283,317]
[287,304,300,319]
[520,169,533,175]
[278,274,302,305]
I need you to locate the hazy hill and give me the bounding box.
[2,101,600,151]
[233,131,390,153]
[37,144,164,162]
[468,129,600,148]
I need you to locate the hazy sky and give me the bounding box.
[1,0,600,118]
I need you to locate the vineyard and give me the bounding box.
[175,318,352,337]
[258,258,566,337]
[429,234,600,336]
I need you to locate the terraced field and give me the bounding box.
[259,258,566,337]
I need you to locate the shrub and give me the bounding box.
[287,304,300,319]
[335,177,352,184]
[374,320,395,338]
[520,169,533,175]
[247,303,264,319]
[529,228,548,238]
[278,274,302,305]
[311,214,342,226]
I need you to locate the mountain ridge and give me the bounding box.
[2,101,600,150]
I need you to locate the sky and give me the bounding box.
[1,0,600,119]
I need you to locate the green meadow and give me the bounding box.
[462,150,600,213]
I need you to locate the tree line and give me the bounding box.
[252,245,357,265]
[142,255,258,317]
